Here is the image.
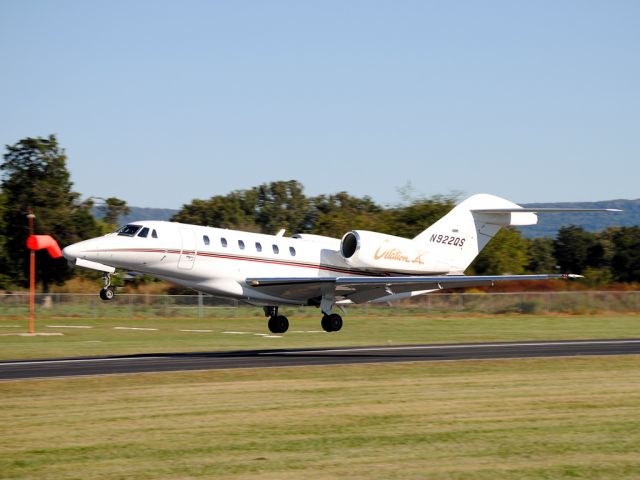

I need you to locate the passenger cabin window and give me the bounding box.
[152,229,158,238]
[138,227,149,238]
[117,225,142,237]
[203,235,210,246]
[238,240,245,250]
[272,244,279,254]
[255,242,262,252]
[221,237,228,248]
[289,246,296,256]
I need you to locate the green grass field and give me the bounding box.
[1,356,640,479]
[2,309,639,479]
[0,309,639,359]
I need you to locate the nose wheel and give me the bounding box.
[321,313,343,332]
[99,286,116,301]
[99,273,116,301]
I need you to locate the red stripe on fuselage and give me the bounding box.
[84,248,390,277]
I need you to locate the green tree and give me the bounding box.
[172,190,260,231]
[553,226,602,274]
[608,226,640,283]
[0,190,11,288]
[311,192,382,238]
[380,196,456,238]
[471,228,530,275]
[99,197,131,226]
[526,237,557,273]
[0,135,101,290]
[580,266,614,287]
[255,180,312,234]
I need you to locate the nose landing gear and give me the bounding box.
[99,287,115,301]
[321,313,343,332]
[99,273,116,301]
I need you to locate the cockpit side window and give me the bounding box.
[117,225,142,237]
[138,227,149,238]
[152,229,158,238]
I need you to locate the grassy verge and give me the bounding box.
[1,311,639,360]
[1,356,639,479]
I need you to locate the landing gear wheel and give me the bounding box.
[321,313,342,332]
[268,315,289,334]
[321,315,330,332]
[99,272,115,301]
[100,286,115,301]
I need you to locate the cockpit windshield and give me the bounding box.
[116,224,142,237]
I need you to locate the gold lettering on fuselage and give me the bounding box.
[374,240,425,265]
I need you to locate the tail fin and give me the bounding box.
[413,194,537,273]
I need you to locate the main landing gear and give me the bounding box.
[264,306,343,333]
[321,313,343,332]
[264,306,289,334]
[99,273,116,301]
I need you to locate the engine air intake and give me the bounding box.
[340,231,359,258]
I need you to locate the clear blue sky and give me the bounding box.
[1,1,638,208]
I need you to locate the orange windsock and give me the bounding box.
[26,235,63,258]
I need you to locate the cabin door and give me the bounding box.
[178,228,197,270]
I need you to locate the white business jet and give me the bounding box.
[62,194,619,333]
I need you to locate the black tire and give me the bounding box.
[328,313,342,332]
[268,315,289,334]
[268,316,278,333]
[100,287,115,301]
[277,315,289,333]
[321,314,333,332]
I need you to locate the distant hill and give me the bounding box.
[98,199,640,239]
[120,207,178,224]
[93,207,178,226]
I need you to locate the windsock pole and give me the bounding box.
[27,211,36,334]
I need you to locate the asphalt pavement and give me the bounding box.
[1,339,639,380]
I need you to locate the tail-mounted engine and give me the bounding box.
[340,230,448,274]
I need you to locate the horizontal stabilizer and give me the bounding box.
[472,208,622,213]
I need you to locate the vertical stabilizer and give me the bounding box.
[413,194,535,273]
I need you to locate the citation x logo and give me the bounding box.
[374,240,425,265]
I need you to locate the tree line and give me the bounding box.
[1,135,639,290]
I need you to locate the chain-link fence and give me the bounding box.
[405,291,640,315]
[1,291,639,319]
[0,293,241,319]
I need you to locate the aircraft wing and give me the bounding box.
[246,274,581,304]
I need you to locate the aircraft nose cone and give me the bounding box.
[62,243,80,262]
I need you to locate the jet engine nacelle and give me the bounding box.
[340,230,446,274]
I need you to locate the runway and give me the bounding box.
[1,338,639,380]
